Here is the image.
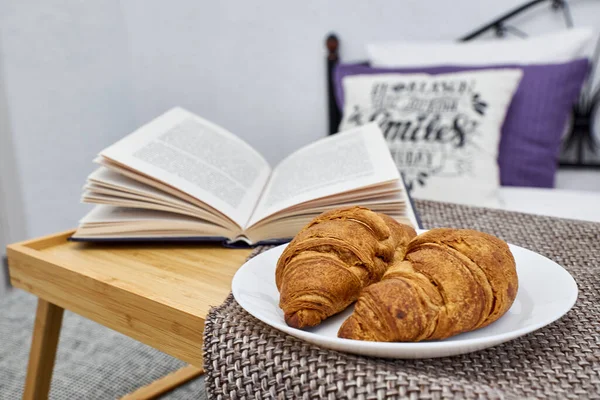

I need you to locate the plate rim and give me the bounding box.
[232,239,578,353]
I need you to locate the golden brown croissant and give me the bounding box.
[338,228,518,342]
[276,207,416,329]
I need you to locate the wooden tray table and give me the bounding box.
[7,230,252,399]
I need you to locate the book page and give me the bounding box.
[100,107,271,227]
[73,206,232,239]
[248,123,400,226]
[88,168,195,208]
[85,167,224,225]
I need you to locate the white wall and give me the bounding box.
[0,0,136,238]
[1,0,599,238]
[0,34,26,294]
[119,0,512,162]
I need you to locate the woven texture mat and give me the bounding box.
[203,200,600,399]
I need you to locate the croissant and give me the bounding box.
[338,228,518,342]
[276,207,416,329]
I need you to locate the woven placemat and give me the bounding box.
[203,200,600,399]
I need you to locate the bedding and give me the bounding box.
[350,28,596,188]
[329,29,600,219]
[366,28,594,67]
[555,169,600,192]
[496,186,600,223]
[334,60,590,188]
[338,69,523,207]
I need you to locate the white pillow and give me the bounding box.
[339,70,523,207]
[367,28,594,67]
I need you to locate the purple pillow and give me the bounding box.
[334,61,590,188]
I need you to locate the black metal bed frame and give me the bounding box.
[325,0,600,169]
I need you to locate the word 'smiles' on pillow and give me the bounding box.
[339,70,522,206]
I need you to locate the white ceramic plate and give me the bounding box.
[232,239,578,359]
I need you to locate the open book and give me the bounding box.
[72,107,419,246]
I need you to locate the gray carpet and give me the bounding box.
[0,289,207,399]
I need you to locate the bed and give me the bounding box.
[325,0,600,224]
[498,185,600,223]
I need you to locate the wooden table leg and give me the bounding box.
[23,299,64,400]
[120,365,204,400]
